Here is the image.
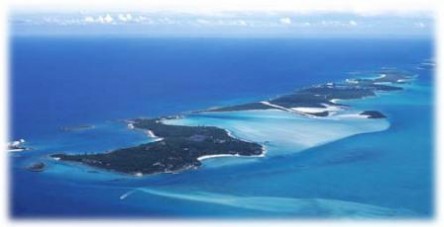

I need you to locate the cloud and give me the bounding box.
[237,20,248,26]
[414,22,426,28]
[321,20,340,26]
[104,14,114,23]
[10,0,434,16]
[118,13,133,22]
[196,19,211,25]
[83,16,95,23]
[279,17,292,25]
[320,20,360,28]
[195,18,255,27]
[158,17,177,25]
[349,20,358,26]
[92,14,114,24]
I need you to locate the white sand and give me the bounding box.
[345,79,359,84]
[260,101,291,112]
[291,107,325,113]
[197,147,266,162]
[197,154,241,161]
[378,74,387,79]
[7,148,26,152]
[260,101,344,116]
[146,130,156,137]
[333,113,369,119]
[164,109,390,157]
[145,130,164,142]
[7,139,27,152]
[291,103,343,115]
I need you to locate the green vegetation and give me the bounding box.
[52,119,263,175]
[210,72,411,112]
[208,102,274,112]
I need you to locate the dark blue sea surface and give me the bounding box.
[10,37,433,218]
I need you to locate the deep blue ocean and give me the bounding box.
[10,37,434,218]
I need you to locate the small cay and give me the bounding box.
[360,111,387,119]
[7,139,28,152]
[26,162,46,172]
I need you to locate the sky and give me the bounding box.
[8,0,435,38]
[9,0,434,14]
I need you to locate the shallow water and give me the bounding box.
[165,109,389,156]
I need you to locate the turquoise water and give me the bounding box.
[165,109,389,156]
[145,71,433,218]
[10,38,433,218]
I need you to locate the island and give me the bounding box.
[52,119,264,176]
[7,139,28,152]
[360,111,387,119]
[51,71,413,176]
[207,71,409,116]
[26,162,46,172]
